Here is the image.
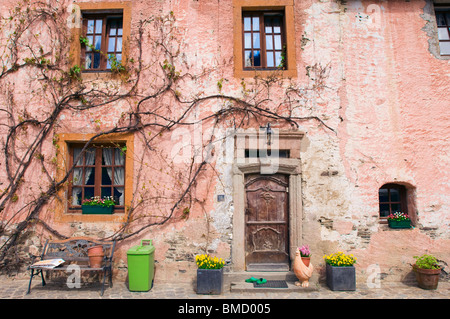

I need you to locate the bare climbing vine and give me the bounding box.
[0,0,333,272]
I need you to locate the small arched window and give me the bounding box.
[378,184,407,219]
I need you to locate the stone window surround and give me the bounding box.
[231,130,304,271]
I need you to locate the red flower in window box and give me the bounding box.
[82,196,115,214]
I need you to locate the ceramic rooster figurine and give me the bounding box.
[293,249,314,287]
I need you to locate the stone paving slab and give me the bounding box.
[0,277,448,318]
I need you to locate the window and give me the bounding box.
[245,149,290,158]
[54,133,133,221]
[378,184,407,218]
[69,144,125,212]
[243,12,286,69]
[81,13,123,71]
[232,0,297,78]
[436,8,450,55]
[69,2,131,76]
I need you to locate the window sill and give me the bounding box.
[235,68,297,79]
[62,210,126,222]
[68,208,125,214]
[82,70,112,73]
[80,70,124,81]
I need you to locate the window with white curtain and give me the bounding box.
[69,144,125,212]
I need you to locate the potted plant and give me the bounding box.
[387,211,411,229]
[195,254,225,295]
[87,245,104,268]
[412,254,442,290]
[299,244,311,266]
[81,196,116,214]
[324,251,357,291]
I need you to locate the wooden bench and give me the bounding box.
[27,237,116,296]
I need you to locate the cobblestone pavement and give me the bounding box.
[0,276,448,317]
[0,276,448,300]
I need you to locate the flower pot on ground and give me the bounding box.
[413,254,442,290]
[293,245,314,287]
[88,245,104,268]
[81,196,116,214]
[324,252,357,291]
[387,212,411,229]
[195,254,225,295]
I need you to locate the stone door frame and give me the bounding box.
[231,130,304,272]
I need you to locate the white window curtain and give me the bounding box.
[71,148,95,205]
[102,148,125,205]
[72,148,83,205]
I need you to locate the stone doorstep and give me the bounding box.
[224,271,320,293]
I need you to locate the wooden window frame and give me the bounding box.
[68,143,126,213]
[69,2,131,78]
[81,13,123,71]
[233,0,297,78]
[435,6,450,56]
[378,184,408,220]
[242,11,286,70]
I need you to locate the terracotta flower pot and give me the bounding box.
[301,257,310,267]
[413,264,441,290]
[88,245,104,268]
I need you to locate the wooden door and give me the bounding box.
[245,174,289,271]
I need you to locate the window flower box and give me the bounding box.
[388,219,411,229]
[387,212,411,229]
[81,196,115,214]
[82,205,114,214]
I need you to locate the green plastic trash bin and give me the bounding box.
[127,239,155,291]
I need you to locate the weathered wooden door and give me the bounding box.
[245,174,289,271]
